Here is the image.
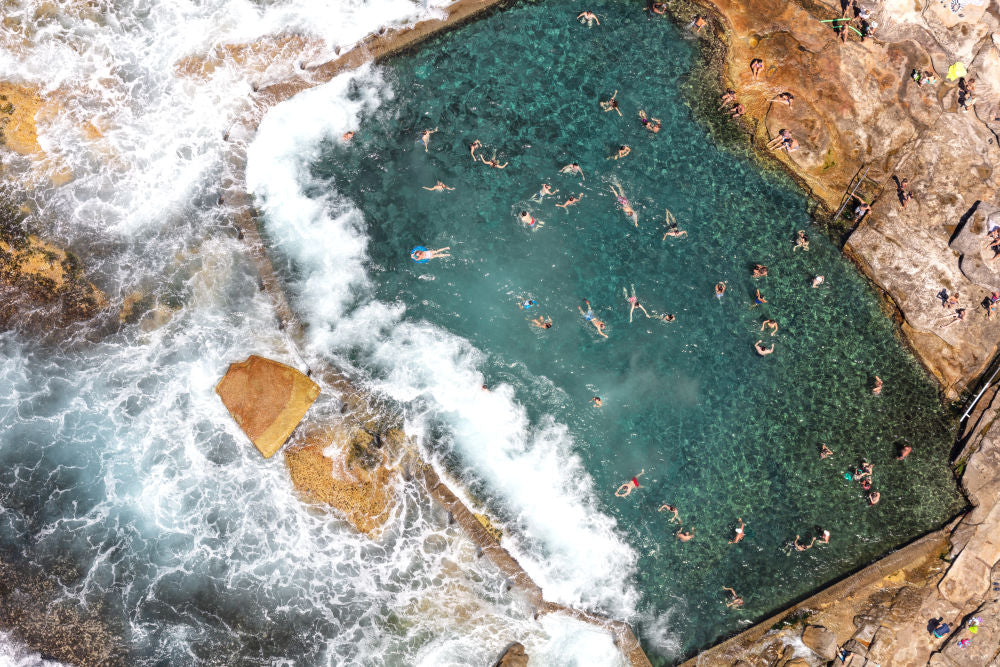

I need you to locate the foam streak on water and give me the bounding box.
[246,68,641,619]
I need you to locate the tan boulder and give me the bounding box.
[215,355,320,457]
[283,423,396,537]
[801,625,838,661]
[493,641,528,667]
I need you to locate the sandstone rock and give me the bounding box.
[866,625,897,664]
[801,625,838,661]
[283,427,396,537]
[939,550,991,606]
[215,355,320,458]
[493,641,528,667]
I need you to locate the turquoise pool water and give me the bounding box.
[296,0,964,660]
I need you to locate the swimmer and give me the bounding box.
[872,376,883,395]
[658,504,682,524]
[752,264,768,278]
[662,313,676,322]
[518,210,544,229]
[868,491,881,505]
[624,284,651,322]
[794,534,815,551]
[470,139,482,161]
[609,183,638,226]
[897,445,912,460]
[341,130,355,142]
[612,145,631,160]
[422,181,455,192]
[559,163,585,179]
[410,246,451,262]
[818,528,830,544]
[752,289,767,306]
[556,193,584,210]
[420,127,438,152]
[638,110,662,133]
[819,443,834,459]
[793,230,810,251]
[722,586,743,607]
[677,528,694,542]
[591,396,602,408]
[579,299,609,338]
[615,469,645,497]
[715,282,727,299]
[480,152,508,169]
[521,298,537,310]
[761,319,778,335]
[662,208,686,239]
[532,183,559,201]
[812,275,825,288]
[754,340,774,356]
[600,90,621,116]
[531,316,553,329]
[577,10,600,26]
[728,518,746,544]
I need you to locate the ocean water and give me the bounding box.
[247,0,966,660]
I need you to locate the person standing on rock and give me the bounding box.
[750,58,763,80]
[730,102,746,118]
[718,89,736,109]
[897,178,912,208]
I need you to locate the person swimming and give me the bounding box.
[410,246,451,262]
[480,152,508,168]
[754,340,774,356]
[658,504,682,524]
[532,183,558,201]
[638,110,661,133]
[559,162,585,179]
[662,208,686,239]
[518,210,543,229]
[609,183,638,226]
[615,469,645,497]
[623,284,651,322]
[761,319,778,335]
[422,181,454,192]
[531,315,552,329]
[420,127,438,152]
[612,145,631,160]
[578,299,608,338]
[521,298,537,310]
[600,90,621,115]
[728,518,746,544]
[715,282,726,299]
[577,10,600,26]
[556,193,583,210]
[469,139,482,161]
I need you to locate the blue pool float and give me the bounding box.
[410,245,430,263]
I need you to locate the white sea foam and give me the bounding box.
[247,67,640,624]
[0,630,62,667]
